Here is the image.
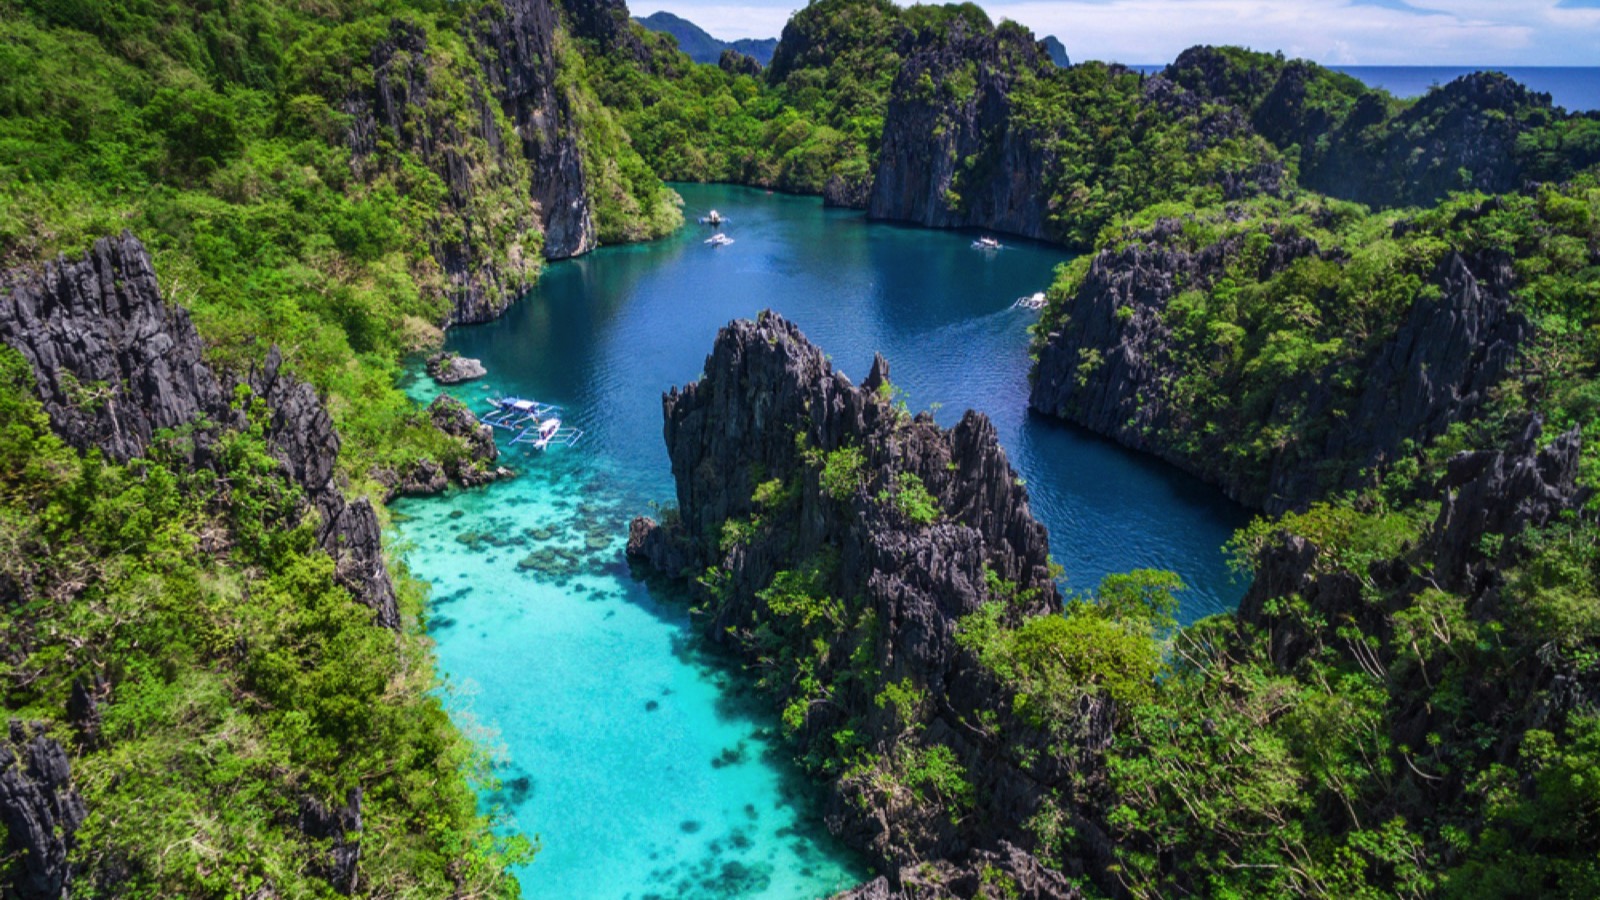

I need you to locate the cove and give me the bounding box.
[392,183,1251,898]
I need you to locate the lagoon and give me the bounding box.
[394,183,1250,898]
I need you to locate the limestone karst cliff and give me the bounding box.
[0,233,400,625]
[630,314,1112,896]
[1029,211,1530,513]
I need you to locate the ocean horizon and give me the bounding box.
[1126,64,1600,112]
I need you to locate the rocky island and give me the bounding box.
[3,0,1598,896]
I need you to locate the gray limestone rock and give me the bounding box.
[0,722,86,900]
[426,352,488,384]
[631,313,1106,895]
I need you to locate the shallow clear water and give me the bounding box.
[393,183,1251,898]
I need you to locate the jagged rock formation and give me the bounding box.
[1165,47,1600,209]
[341,0,635,324]
[0,722,87,900]
[1239,417,1590,738]
[1029,220,1528,512]
[0,232,233,463]
[0,233,400,627]
[1309,72,1558,207]
[1429,418,1589,597]
[470,0,598,264]
[373,394,505,499]
[425,351,487,384]
[346,18,543,325]
[631,314,1103,896]
[249,347,401,628]
[298,788,364,895]
[867,18,1055,240]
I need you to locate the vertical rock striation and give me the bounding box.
[0,722,87,900]
[469,0,598,263]
[342,0,616,325]
[346,18,543,325]
[0,232,232,463]
[866,18,1054,240]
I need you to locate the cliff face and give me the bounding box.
[0,233,400,627]
[866,20,1054,239]
[343,0,607,325]
[1028,220,1528,513]
[470,0,598,263]
[631,314,1106,896]
[0,723,86,900]
[346,19,542,326]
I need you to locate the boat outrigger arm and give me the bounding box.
[482,395,561,430]
[479,396,585,450]
[510,416,584,450]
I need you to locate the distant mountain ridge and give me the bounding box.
[634,11,778,66]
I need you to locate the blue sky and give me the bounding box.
[635,0,1600,65]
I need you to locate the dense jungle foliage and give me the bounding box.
[1037,182,1600,498]
[0,348,532,895]
[0,0,660,892]
[0,0,675,479]
[5,0,1600,895]
[585,0,943,195]
[2,0,499,479]
[1011,182,1600,893]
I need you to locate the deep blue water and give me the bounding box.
[1129,63,1600,111]
[393,184,1250,898]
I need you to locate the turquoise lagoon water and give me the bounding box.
[393,183,1251,898]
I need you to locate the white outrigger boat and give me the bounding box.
[972,236,1002,251]
[482,396,559,430]
[511,415,582,450]
[705,233,735,247]
[480,396,584,450]
[698,209,726,226]
[1013,291,1047,310]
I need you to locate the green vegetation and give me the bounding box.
[1012,178,1600,894]
[877,470,940,525]
[959,571,1181,728]
[1166,45,1600,207]
[554,28,685,242]
[1039,181,1600,501]
[1,0,484,479]
[584,0,915,195]
[817,444,866,501]
[0,0,686,892]
[0,349,529,895]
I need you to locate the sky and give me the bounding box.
[634,0,1600,66]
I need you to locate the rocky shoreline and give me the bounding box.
[1029,211,1530,513]
[629,313,1108,896]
